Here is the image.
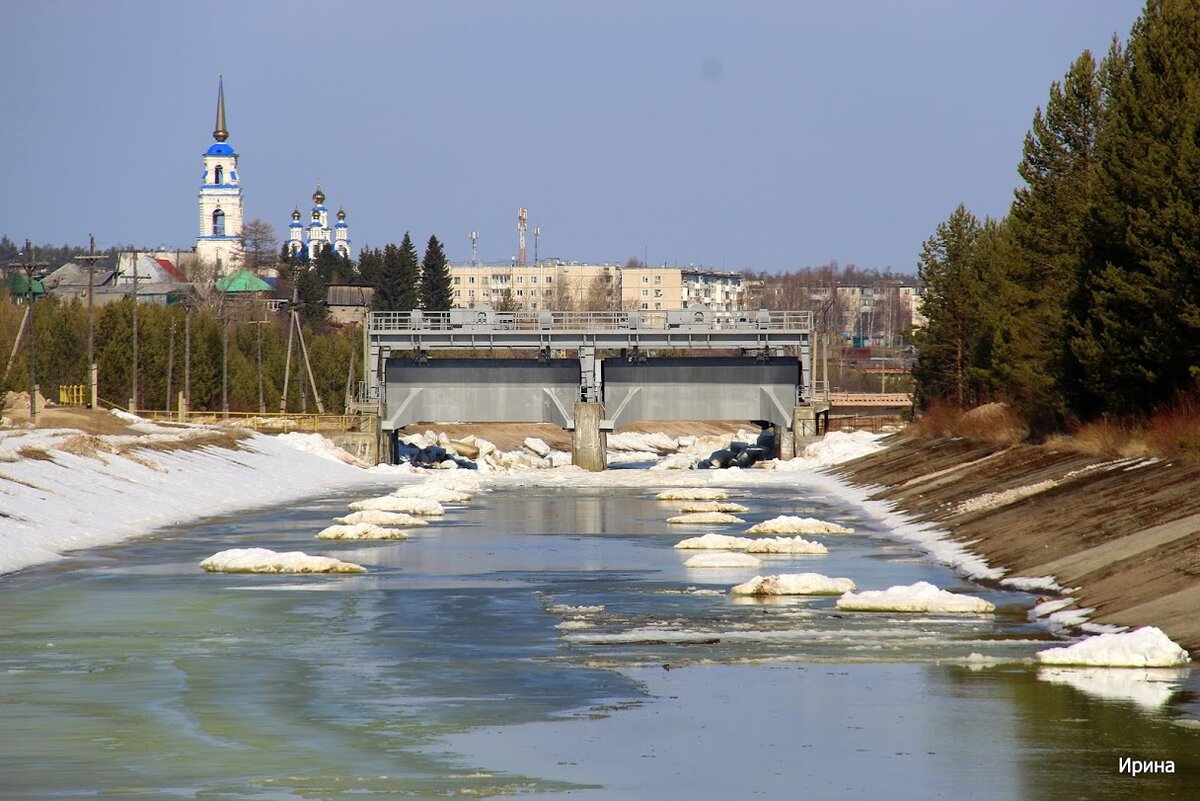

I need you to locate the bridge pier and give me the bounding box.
[572,401,607,472]
[776,423,794,460]
[793,404,819,456]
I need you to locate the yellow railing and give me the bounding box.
[100,402,374,433]
[58,384,86,406]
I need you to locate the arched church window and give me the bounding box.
[214,165,223,184]
[213,208,226,236]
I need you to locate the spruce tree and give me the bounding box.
[419,235,453,311]
[1071,0,1200,416]
[314,243,341,286]
[372,235,420,311]
[911,205,990,409]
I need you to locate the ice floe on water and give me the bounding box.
[744,536,830,555]
[677,501,751,513]
[673,533,828,555]
[334,510,429,528]
[836,581,996,613]
[656,488,730,501]
[683,552,763,568]
[745,515,853,535]
[348,496,445,516]
[1035,626,1190,667]
[730,573,856,596]
[199,547,366,574]
[315,522,411,540]
[1037,667,1188,709]
[667,511,745,525]
[396,485,472,503]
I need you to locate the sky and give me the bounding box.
[2,0,1144,273]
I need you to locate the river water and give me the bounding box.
[1,471,1196,799]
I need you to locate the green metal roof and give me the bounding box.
[5,273,46,296]
[215,269,272,293]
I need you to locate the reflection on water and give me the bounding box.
[0,481,1196,799]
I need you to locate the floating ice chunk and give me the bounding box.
[683,552,763,568]
[397,485,472,503]
[548,604,605,615]
[730,573,855,596]
[426,475,483,492]
[678,501,750,513]
[656,488,729,501]
[1035,626,1190,667]
[1037,666,1187,709]
[675,533,758,550]
[667,512,745,525]
[836,581,995,613]
[316,522,411,540]
[746,515,853,535]
[335,510,429,527]
[523,437,552,457]
[200,547,365,574]
[348,495,445,516]
[744,536,829,555]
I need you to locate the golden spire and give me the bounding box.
[213,75,229,142]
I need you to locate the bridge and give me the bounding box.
[362,307,825,470]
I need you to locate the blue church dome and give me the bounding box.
[206,143,235,156]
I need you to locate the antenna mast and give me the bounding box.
[470,231,479,267]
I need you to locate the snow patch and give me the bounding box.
[200,547,365,574]
[836,581,996,613]
[275,432,370,468]
[395,485,472,503]
[1035,626,1190,667]
[673,533,828,554]
[746,516,852,535]
[953,480,1058,516]
[730,573,855,596]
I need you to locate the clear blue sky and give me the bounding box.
[2,0,1144,272]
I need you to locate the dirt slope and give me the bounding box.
[835,432,1200,654]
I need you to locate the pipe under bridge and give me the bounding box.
[363,307,825,469]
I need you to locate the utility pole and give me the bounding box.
[18,241,49,425]
[183,301,192,417]
[128,252,140,412]
[73,234,106,409]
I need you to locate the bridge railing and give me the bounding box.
[369,308,812,333]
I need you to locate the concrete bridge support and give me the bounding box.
[573,401,607,472]
[793,404,819,456]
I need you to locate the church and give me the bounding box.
[287,185,352,261]
[195,77,243,271]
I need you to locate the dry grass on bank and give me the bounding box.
[913,394,1200,463]
[1051,398,1200,462]
[912,401,1029,445]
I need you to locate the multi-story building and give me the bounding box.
[447,262,745,313]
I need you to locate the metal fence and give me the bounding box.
[369,308,813,333]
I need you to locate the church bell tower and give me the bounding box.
[196,76,244,272]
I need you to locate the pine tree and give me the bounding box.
[294,264,328,326]
[419,235,452,311]
[357,247,382,288]
[1071,0,1200,416]
[911,205,991,409]
[991,50,1102,431]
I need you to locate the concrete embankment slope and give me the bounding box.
[834,433,1200,653]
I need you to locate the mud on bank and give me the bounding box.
[835,432,1200,655]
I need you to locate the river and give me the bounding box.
[0,470,1196,799]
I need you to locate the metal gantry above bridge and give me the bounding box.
[366,307,814,353]
[362,307,820,467]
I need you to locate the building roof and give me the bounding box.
[154,258,187,282]
[216,269,272,293]
[326,284,374,307]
